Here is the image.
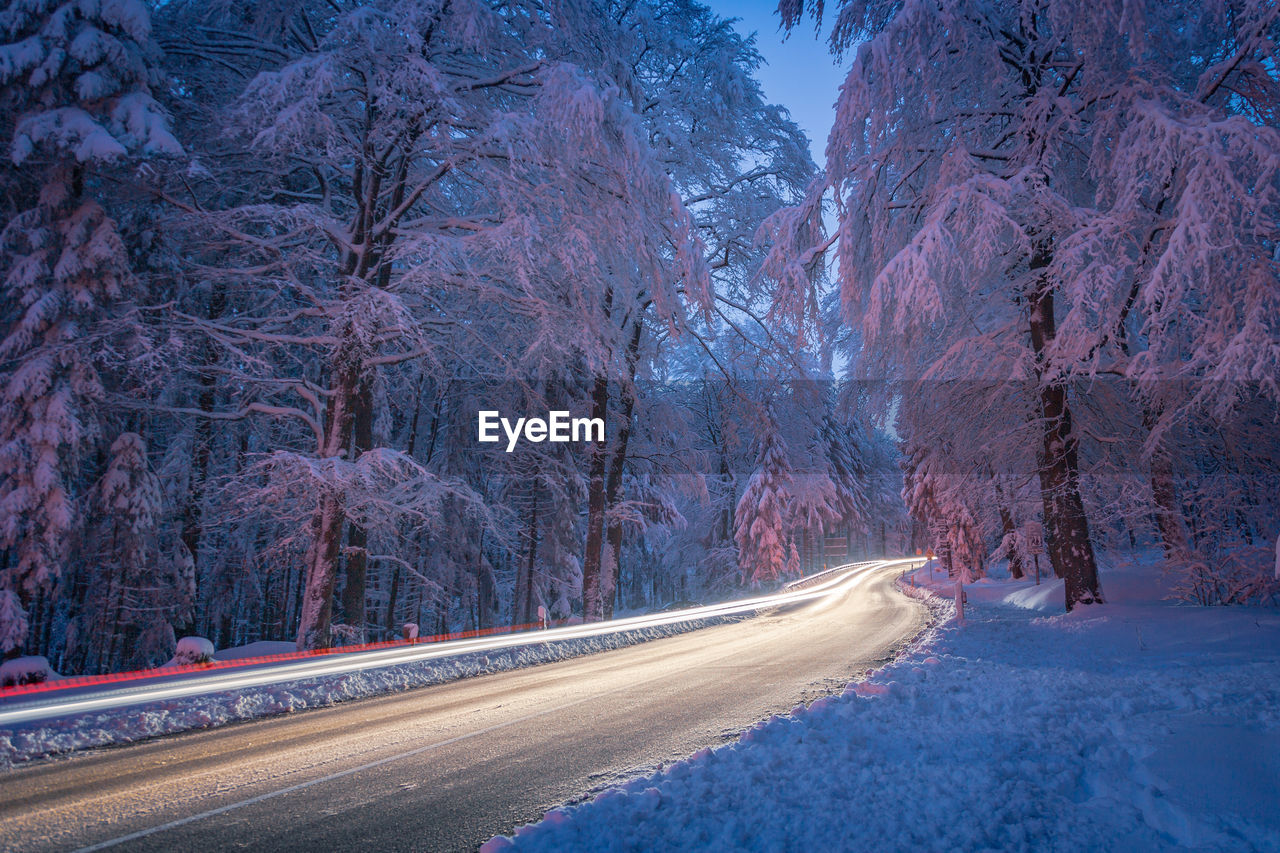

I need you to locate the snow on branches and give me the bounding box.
[0,0,180,650]
[735,405,795,586]
[784,0,1280,608]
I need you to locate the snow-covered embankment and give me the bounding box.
[0,611,746,767]
[488,558,1280,851]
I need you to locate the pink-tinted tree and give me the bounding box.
[0,0,180,651]
[735,405,795,585]
[776,0,1280,609]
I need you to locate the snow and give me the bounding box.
[734,407,795,585]
[999,577,1063,611]
[0,656,58,688]
[0,36,44,81]
[165,636,214,667]
[212,640,296,661]
[13,107,129,163]
[0,591,25,654]
[0,611,746,767]
[488,557,1280,851]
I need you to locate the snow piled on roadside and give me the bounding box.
[213,640,296,661]
[0,657,59,688]
[163,636,216,667]
[488,559,1280,852]
[0,614,744,767]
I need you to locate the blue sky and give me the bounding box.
[704,1,851,166]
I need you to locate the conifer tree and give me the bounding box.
[735,408,794,586]
[0,0,179,650]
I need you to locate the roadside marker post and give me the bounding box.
[1024,522,1044,586]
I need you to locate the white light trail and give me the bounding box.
[0,559,920,728]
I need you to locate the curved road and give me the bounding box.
[0,560,926,852]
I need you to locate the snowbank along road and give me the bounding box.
[0,559,927,852]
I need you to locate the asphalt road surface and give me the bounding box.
[0,560,927,852]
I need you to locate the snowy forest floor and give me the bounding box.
[488,555,1280,852]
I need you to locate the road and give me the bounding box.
[0,560,927,852]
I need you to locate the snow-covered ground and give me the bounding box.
[488,555,1280,851]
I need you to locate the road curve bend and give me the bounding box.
[0,559,927,853]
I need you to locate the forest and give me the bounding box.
[1,0,1277,675]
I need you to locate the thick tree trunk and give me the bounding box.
[581,373,610,622]
[295,359,359,650]
[342,522,368,637]
[340,380,374,640]
[297,493,347,649]
[1028,280,1103,610]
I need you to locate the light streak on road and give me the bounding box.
[0,559,921,728]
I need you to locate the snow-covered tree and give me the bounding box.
[778,0,1280,609]
[735,407,794,586]
[0,589,24,653]
[0,0,838,667]
[573,0,814,621]
[149,0,738,644]
[0,0,180,651]
[68,433,191,671]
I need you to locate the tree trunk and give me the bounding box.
[295,358,360,650]
[405,375,427,457]
[603,473,625,620]
[476,534,497,629]
[581,373,610,622]
[340,380,374,640]
[1148,438,1189,560]
[1118,185,1192,561]
[998,504,1026,579]
[718,450,733,543]
[1027,274,1103,610]
[177,281,227,637]
[515,487,539,625]
[384,564,401,638]
[297,492,347,649]
[597,319,642,621]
